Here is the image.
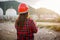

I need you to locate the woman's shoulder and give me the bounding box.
[27,18,35,24]
[28,18,33,21]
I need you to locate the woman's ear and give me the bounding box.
[18,13,20,15]
[28,13,30,18]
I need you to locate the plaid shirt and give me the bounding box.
[15,18,37,40]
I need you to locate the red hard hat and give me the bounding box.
[18,3,29,13]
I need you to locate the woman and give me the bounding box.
[15,3,38,40]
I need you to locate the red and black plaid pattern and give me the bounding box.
[15,18,37,40]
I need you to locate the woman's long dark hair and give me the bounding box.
[15,12,28,29]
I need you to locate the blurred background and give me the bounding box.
[0,0,60,40]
